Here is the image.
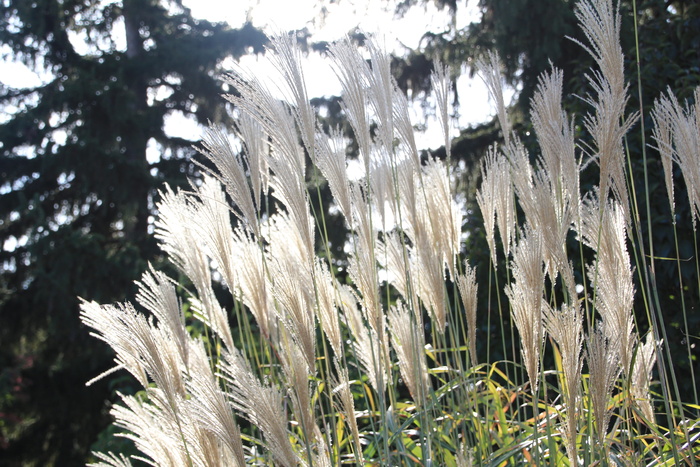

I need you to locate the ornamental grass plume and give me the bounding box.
[230,227,273,338]
[368,149,394,230]
[219,349,301,467]
[266,33,316,158]
[154,185,235,350]
[456,263,478,366]
[81,1,700,464]
[134,267,189,369]
[530,67,580,221]
[580,192,637,376]
[347,182,384,338]
[572,0,638,217]
[198,125,260,238]
[327,38,372,170]
[504,227,545,395]
[543,303,584,465]
[651,86,700,227]
[388,301,428,405]
[313,260,344,358]
[235,111,269,210]
[185,347,246,467]
[528,67,581,294]
[586,322,621,451]
[475,147,514,267]
[476,51,511,145]
[314,126,352,222]
[378,230,413,309]
[329,360,364,464]
[187,176,240,294]
[421,157,462,278]
[631,332,658,423]
[431,60,453,160]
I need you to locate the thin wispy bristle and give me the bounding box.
[189,175,239,293]
[421,157,462,278]
[476,147,511,267]
[154,186,234,349]
[235,111,269,210]
[231,227,273,338]
[350,314,391,394]
[88,451,134,467]
[279,340,316,450]
[314,259,344,358]
[331,359,364,464]
[366,39,396,157]
[544,303,583,464]
[393,86,420,168]
[530,66,581,230]
[135,266,189,369]
[186,343,247,467]
[348,182,383,333]
[268,231,317,369]
[651,92,677,217]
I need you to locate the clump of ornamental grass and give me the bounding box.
[82,0,700,465]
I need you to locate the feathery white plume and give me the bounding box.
[651,87,700,227]
[631,333,658,422]
[219,349,301,467]
[580,192,636,375]
[504,227,545,394]
[235,111,269,210]
[573,0,638,215]
[456,263,479,365]
[587,321,622,449]
[268,33,317,159]
[477,51,511,145]
[328,38,372,171]
[198,125,260,237]
[389,301,428,405]
[431,60,452,160]
[314,127,352,222]
[154,186,234,349]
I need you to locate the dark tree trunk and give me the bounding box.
[122,0,151,242]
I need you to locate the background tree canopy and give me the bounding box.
[1,0,698,464]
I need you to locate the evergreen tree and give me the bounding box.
[0,1,266,463]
